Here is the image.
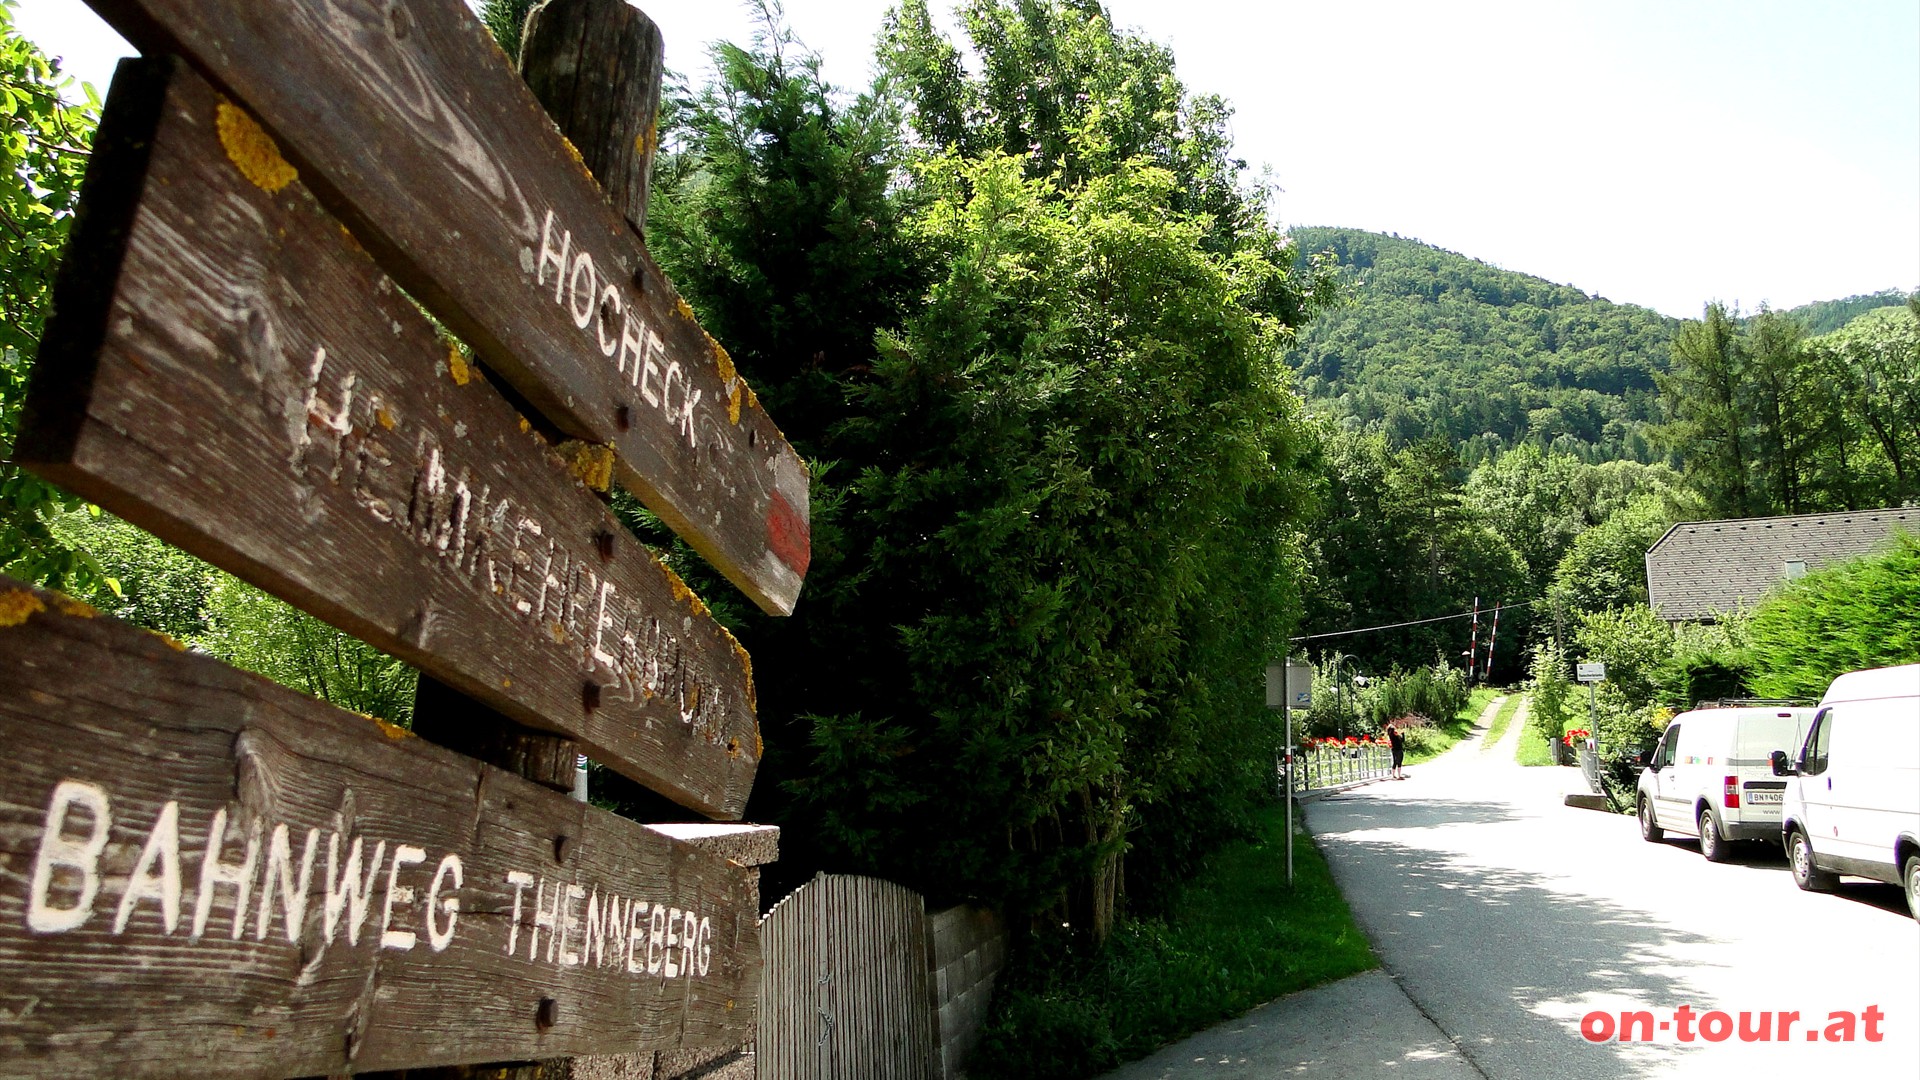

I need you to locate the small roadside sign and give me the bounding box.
[1577,661,1606,683]
[1287,663,1313,709]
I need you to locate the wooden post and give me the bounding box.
[521,0,666,233]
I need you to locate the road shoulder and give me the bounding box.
[1094,969,1482,1079]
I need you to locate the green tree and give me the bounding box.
[477,0,539,64]
[1570,604,1673,708]
[1526,637,1573,744]
[1,4,102,590]
[1742,308,1817,514]
[194,575,419,724]
[1657,302,1752,517]
[1301,426,1528,676]
[647,1,1333,941]
[1547,494,1690,618]
[1807,302,1920,505]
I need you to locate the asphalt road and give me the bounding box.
[1305,701,1920,1078]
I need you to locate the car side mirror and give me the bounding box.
[1770,749,1791,777]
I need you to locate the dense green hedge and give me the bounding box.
[1746,533,1920,698]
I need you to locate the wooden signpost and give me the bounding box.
[21,58,757,821]
[83,0,811,617]
[0,577,760,1077]
[5,1,811,1073]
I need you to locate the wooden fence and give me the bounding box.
[758,875,937,1080]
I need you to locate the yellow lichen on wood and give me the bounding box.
[375,405,397,430]
[709,337,747,424]
[150,631,189,652]
[0,590,47,627]
[447,345,472,386]
[709,336,737,384]
[547,621,569,644]
[674,297,697,321]
[559,441,615,492]
[662,565,710,619]
[215,102,297,193]
[54,597,98,618]
[371,717,413,740]
[731,636,756,713]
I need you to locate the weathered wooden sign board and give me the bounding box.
[19,58,757,821]
[0,577,760,1077]
[83,0,810,616]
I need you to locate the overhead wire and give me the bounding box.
[1287,597,1549,644]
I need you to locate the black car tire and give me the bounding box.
[1699,807,1731,863]
[1903,854,1919,922]
[1789,828,1839,892]
[1638,797,1664,843]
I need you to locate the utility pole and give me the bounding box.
[1484,603,1501,681]
[1466,596,1481,679]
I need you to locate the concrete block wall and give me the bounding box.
[925,906,1007,1080]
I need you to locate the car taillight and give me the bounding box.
[1723,775,1740,809]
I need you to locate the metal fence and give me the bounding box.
[1288,742,1392,792]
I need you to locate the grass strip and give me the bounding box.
[1479,691,1525,749]
[1403,685,1500,765]
[1515,693,1559,766]
[969,804,1377,1080]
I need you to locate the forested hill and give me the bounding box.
[1286,227,1678,464]
[1777,289,1910,335]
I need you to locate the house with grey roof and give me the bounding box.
[1644,506,1917,622]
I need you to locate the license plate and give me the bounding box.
[1746,790,1782,804]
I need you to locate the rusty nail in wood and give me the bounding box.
[537,997,559,1030]
[594,531,615,561]
[615,403,632,431]
[631,266,647,291]
[554,835,570,864]
[582,681,601,712]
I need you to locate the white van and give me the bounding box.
[1772,664,1920,919]
[1636,704,1814,862]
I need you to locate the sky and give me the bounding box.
[15,0,1919,319]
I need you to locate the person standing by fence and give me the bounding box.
[1387,722,1406,780]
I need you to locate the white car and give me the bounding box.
[1772,664,1920,919]
[1637,703,1814,862]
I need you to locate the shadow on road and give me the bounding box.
[1644,835,1913,919]
[1307,796,1731,1079]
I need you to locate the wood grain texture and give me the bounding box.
[79,0,809,616]
[757,875,936,1080]
[520,0,663,233]
[404,0,670,834]
[20,58,757,820]
[0,576,759,1078]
